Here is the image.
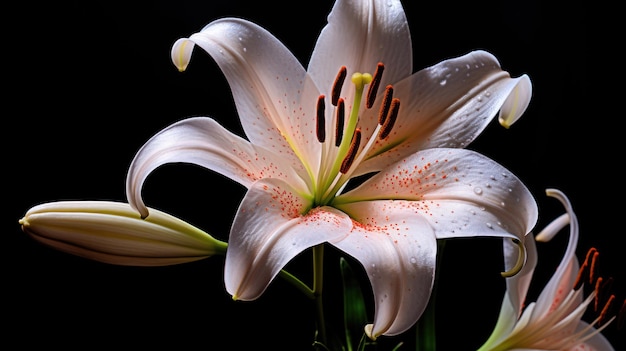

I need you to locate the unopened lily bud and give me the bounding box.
[19,201,227,266]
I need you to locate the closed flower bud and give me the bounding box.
[19,201,227,266]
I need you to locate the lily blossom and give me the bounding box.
[478,189,617,351]
[20,201,227,266]
[126,0,537,339]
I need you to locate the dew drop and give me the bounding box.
[473,187,483,195]
[486,222,493,229]
[439,79,447,86]
[410,257,417,264]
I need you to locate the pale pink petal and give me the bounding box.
[171,18,323,177]
[125,117,308,218]
[224,178,352,300]
[337,148,538,242]
[354,51,532,176]
[332,200,437,339]
[308,0,412,97]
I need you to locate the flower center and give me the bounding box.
[312,62,400,206]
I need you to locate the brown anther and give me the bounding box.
[366,62,385,109]
[597,294,616,327]
[378,85,394,125]
[316,95,326,143]
[340,128,361,174]
[589,250,600,285]
[379,98,400,140]
[331,66,347,106]
[335,98,345,147]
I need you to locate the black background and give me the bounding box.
[6,0,623,350]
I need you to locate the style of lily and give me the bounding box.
[478,188,618,351]
[126,0,537,341]
[19,200,226,266]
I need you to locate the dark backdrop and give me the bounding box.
[7,1,622,350]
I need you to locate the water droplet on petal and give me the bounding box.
[410,257,417,264]
[474,187,483,195]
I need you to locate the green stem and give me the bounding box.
[313,244,327,345]
[416,239,446,351]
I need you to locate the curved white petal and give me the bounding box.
[20,201,226,266]
[171,19,322,178]
[308,0,412,94]
[125,117,308,218]
[337,148,538,242]
[224,178,352,300]
[354,51,532,176]
[331,200,437,339]
[531,189,582,323]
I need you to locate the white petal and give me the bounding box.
[308,0,412,94]
[19,201,226,266]
[171,18,322,178]
[224,179,352,300]
[338,148,538,241]
[125,117,308,218]
[332,200,437,339]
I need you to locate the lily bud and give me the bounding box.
[19,201,227,266]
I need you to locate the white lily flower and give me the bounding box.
[20,201,227,266]
[478,189,617,351]
[126,0,537,339]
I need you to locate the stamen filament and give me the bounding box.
[366,62,384,108]
[316,95,326,143]
[331,66,347,106]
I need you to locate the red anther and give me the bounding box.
[335,98,345,147]
[316,95,326,143]
[366,62,385,109]
[574,247,597,289]
[378,85,394,125]
[594,277,614,312]
[379,98,400,140]
[597,294,615,327]
[589,250,600,285]
[331,66,347,106]
[574,260,588,290]
[340,128,361,174]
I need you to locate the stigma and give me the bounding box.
[312,62,401,205]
